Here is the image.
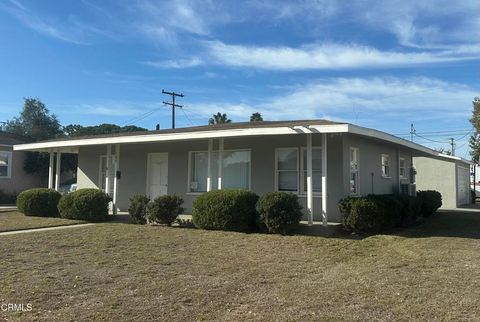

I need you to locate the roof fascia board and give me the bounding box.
[14,126,301,151]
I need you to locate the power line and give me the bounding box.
[179,107,194,126]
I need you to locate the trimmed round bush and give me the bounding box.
[16,188,61,217]
[192,190,259,232]
[417,190,442,217]
[256,192,303,235]
[128,195,150,224]
[146,195,184,226]
[342,197,386,233]
[58,188,111,222]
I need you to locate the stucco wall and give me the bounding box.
[341,134,413,197]
[77,133,345,222]
[0,146,43,195]
[413,156,457,208]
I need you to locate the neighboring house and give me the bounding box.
[414,154,472,208]
[13,120,468,223]
[0,132,43,196]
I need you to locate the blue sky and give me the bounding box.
[0,0,479,157]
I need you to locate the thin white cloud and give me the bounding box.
[142,57,203,69]
[204,41,480,71]
[0,0,97,45]
[184,77,478,123]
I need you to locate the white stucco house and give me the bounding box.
[13,120,472,223]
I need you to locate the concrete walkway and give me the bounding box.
[0,223,95,236]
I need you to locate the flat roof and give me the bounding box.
[11,119,472,165]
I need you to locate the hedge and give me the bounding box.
[58,188,111,222]
[16,188,61,217]
[146,195,184,226]
[339,191,441,233]
[256,192,303,234]
[192,190,259,232]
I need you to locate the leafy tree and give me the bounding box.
[5,98,61,141]
[250,112,263,122]
[469,97,480,163]
[208,112,232,125]
[5,98,62,176]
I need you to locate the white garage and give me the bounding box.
[414,154,472,209]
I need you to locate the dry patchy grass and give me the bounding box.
[0,210,480,321]
[0,211,86,233]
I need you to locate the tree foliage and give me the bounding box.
[469,97,480,163]
[250,112,263,122]
[5,98,61,141]
[63,123,147,137]
[208,112,232,125]
[5,98,62,176]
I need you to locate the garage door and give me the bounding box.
[457,166,470,206]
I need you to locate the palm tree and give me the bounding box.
[250,112,263,122]
[208,112,232,125]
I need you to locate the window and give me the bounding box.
[222,150,250,189]
[381,154,390,177]
[0,151,12,178]
[301,148,322,194]
[276,148,298,192]
[189,150,249,192]
[399,157,406,179]
[350,148,359,194]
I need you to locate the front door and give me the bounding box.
[147,153,168,199]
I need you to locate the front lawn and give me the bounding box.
[0,211,86,232]
[1,210,479,321]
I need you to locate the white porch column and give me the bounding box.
[207,139,213,192]
[306,133,313,225]
[218,138,224,189]
[321,133,328,226]
[48,149,54,189]
[55,151,61,191]
[112,144,120,215]
[105,145,112,196]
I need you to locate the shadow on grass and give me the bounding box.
[391,209,480,239]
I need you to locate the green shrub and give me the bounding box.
[58,188,111,222]
[417,190,442,217]
[192,190,259,232]
[342,197,386,233]
[256,192,303,234]
[365,194,402,229]
[146,195,184,226]
[396,195,422,227]
[16,188,61,217]
[338,196,356,218]
[128,195,150,224]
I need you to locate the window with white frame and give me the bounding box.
[0,151,12,178]
[399,157,406,179]
[222,150,250,189]
[381,154,390,177]
[350,147,359,195]
[276,148,298,192]
[189,150,250,192]
[301,147,322,194]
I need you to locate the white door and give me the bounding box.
[457,166,470,206]
[147,153,168,199]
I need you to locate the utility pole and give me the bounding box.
[449,137,456,156]
[162,89,184,129]
[410,123,415,142]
